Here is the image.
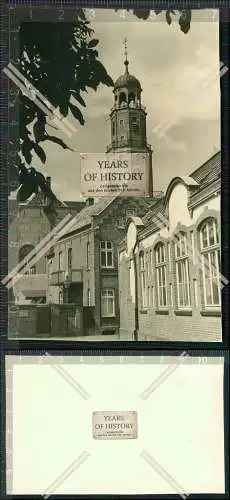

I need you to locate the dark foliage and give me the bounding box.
[14,10,113,205]
[116,8,192,33]
[13,8,191,207]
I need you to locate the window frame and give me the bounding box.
[86,241,90,269]
[101,289,115,318]
[67,248,72,272]
[100,241,114,269]
[59,288,64,304]
[174,232,191,311]
[199,218,221,310]
[87,288,91,307]
[154,242,168,310]
[131,116,140,134]
[126,207,137,217]
[58,251,63,271]
[25,265,36,275]
[139,251,147,309]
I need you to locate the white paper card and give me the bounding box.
[6,355,225,495]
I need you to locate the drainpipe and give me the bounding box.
[133,240,139,342]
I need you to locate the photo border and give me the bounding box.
[0,348,229,499]
[0,1,230,499]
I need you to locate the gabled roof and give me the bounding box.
[58,197,116,238]
[21,190,65,208]
[57,195,160,240]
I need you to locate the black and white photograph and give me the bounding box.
[6,7,225,341]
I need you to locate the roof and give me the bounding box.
[114,62,141,90]
[22,191,65,208]
[63,201,85,210]
[57,195,160,240]
[190,150,221,187]
[139,151,221,234]
[142,198,165,226]
[58,197,116,238]
[114,73,141,90]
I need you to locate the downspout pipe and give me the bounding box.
[133,239,139,341]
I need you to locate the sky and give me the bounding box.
[26,9,220,201]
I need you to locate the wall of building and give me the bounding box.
[96,219,125,332]
[48,228,96,306]
[8,206,51,274]
[48,197,147,334]
[94,199,148,332]
[119,183,221,342]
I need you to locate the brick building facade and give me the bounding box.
[8,177,85,304]
[118,152,222,342]
[47,196,155,335]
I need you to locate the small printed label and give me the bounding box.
[92,411,138,440]
[80,153,149,197]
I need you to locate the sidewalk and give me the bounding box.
[10,334,120,341]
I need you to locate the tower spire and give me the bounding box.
[123,37,129,73]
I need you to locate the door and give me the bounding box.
[36,305,51,335]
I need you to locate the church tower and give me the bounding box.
[106,39,153,196]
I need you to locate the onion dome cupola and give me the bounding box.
[113,38,142,107]
[106,38,153,197]
[107,38,149,153]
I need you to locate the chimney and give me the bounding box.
[43,177,51,206]
[46,176,51,189]
[86,198,94,207]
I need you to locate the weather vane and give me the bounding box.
[123,37,128,62]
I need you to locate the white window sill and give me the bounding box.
[101,315,116,318]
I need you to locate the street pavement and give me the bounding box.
[11,334,120,341]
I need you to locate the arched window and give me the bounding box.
[199,218,220,307]
[139,251,147,308]
[19,244,36,275]
[155,243,167,307]
[119,92,127,105]
[128,92,135,104]
[174,232,191,308]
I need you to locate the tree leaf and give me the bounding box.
[133,10,150,20]
[17,183,35,202]
[179,10,191,33]
[33,119,46,142]
[42,134,74,151]
[21,138,34,164]
[33,143,46,163]
[17,167,38,201]
[71,90,86,107]
[59,101,69,118]
[166,10,172,25]
[69,102,84,125]
[34,170,57,202]
[88,38,99,48]
[93,60,114,87]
